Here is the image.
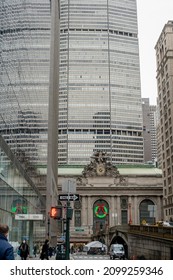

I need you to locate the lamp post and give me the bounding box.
[47,212,50,238]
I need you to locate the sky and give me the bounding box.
[136,0,173,105]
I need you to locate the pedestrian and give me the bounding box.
[70,245,74,254]
[0,224,14,260]
[48,246,53,258]
[19,240,29,260]
[33,243,37,257]
[40,239,49,260]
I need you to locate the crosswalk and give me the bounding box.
[15,253,110,260]
[71,253,110,260]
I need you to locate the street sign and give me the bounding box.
[59,194,80,201]
[75,227,84,232]
[62,178,76,193]
[15,214,44,220]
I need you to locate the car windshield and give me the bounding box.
[115,246,123,251]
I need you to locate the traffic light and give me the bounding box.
[50,206,62,219]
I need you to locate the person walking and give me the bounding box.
[0,224,14,260]
[19,240,29,260]
[40,239,49,260]
[33,243,37,258]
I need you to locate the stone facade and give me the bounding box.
[55,152,163,245]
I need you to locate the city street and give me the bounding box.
[71,252,110,260]
[15,252,110,260]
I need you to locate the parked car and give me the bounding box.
[156,221,173,227]
[109,244,125,260]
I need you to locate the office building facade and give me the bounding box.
[1,0,143,167]
[149,105,157,163]
[142,98,157,163]
[142,98,152,163]
[59,0,144,164]
[155,21,173,221]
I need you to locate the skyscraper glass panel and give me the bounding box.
[0,0,51,167]
[59,0,143,164]
[0,0,143,167]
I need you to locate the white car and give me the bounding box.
[109,244,125,260]
[163,221,171,226]
[157,221,173,226]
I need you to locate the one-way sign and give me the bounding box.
[59,194,80,201]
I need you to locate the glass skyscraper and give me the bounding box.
[59,0,143,164]
[0,0,51,167]
[0,0,143,167]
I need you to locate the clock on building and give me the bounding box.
[96,163,106,176]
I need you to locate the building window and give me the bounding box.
[74,210,81,227]
[139,199,155,224]
[121,210,127,224]
[121,197,128,209]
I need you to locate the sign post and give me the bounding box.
[65,200,70,260]
[61,179,77,260]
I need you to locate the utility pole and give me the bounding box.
[65,201,70,260]
[46,0,60,244]
[64,181,73,260]
[47,212,50,238]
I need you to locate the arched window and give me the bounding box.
[93,199,109,234]
[139,199,155,225]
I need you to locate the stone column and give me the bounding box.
[87,196,93,233]
[128,196,132,224]
[133,196,138,224]
[81,196,87,226]
[109,196,115,227]
[116,196,121,225]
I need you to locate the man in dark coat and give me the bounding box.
[0,224,14,260]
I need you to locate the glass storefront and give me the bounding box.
[0,135,45,243]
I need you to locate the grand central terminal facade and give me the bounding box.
[45,152,163,245]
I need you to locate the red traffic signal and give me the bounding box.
[50,206,62,219]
